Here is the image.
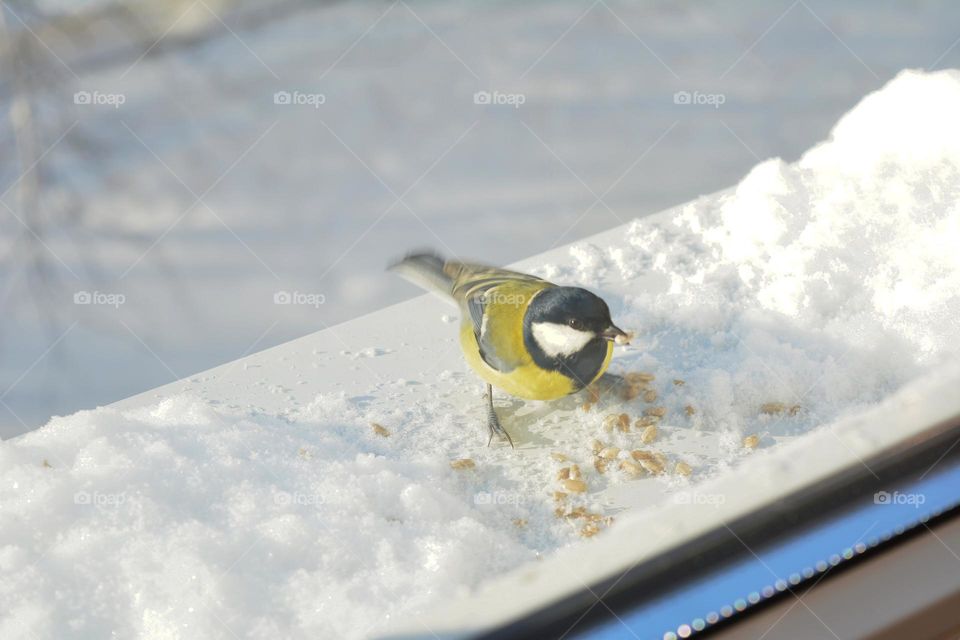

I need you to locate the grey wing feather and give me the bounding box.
[463,283,522,373]
[389,252,546,373]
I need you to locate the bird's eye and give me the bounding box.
[568,318,584,330]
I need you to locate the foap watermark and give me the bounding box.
[474,90,525,109]
[273,290,325,308]
[474,490,525,506]
[874,490,926,508]
[673,490,726,508]
[74,90,126,109]
[479,290,527,308]
[673,90,725,109]
[74,290,125,308]
[74,491,126,507]
[273,90,326,109]
[274,491,339,507]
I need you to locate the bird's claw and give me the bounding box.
[486,408,515,449]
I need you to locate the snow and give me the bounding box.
[406,359,960,637]
[3,69,960,638]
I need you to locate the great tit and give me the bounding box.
[390,252,629,447]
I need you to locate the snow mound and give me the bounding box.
[539,69,960,439]
[1,394,556,638]
[3,69,960,638]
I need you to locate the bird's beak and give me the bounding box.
[601,325,630,344]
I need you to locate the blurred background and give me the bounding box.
[2,0,959,438]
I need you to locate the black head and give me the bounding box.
[524,287,627,358]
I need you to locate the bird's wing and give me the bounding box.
[445,261,547,302]
[457,275,551,373]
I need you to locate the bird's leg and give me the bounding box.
[485,384,514,449]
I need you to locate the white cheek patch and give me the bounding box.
[531,322,595,357]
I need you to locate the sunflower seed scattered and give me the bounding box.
[638,458,664,475]
[640,424,658,444]
[619,460,644,477]
[760,402,801,416]
[603,414,620,432]
[562,478,587,493]
[599,446,620,460]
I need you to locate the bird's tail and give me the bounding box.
[388,251,456,300]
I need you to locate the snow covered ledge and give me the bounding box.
[3,69,960,639]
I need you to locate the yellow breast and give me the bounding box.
[459,321,613,400]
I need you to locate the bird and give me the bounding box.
[390,252,629,447]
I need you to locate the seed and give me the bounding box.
[638,458,664,475]
[640,424,658,444]
[635,415,658,428]
[450,458,475,470]
[553,491,567,502]
[594,458,608,474]
[581,522,602,537]
[42,459,52,468]
[586,386,601,403]
[684,405,696,416]
[562,478,587,493]
[581,402,594,412]
[619,460,644,477]
[617,413,631,431]
[566,506,589,519]
[603,414,619,432]
[622,384,643,401]
[599,446,620,460]
[744,434,760,449]
[371,422,390,437]
[760,402,800,415]
[644,407,667,418]
[550,452,569,462]
[557,467,571,480]
[675,461,692,476]
[630,449,666,472]
[590,439,604,454]
[643,389,658,403]
[673,379,685,386]
[569,464,582,480]
[625,372,655,384]
[512,518,528,528]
